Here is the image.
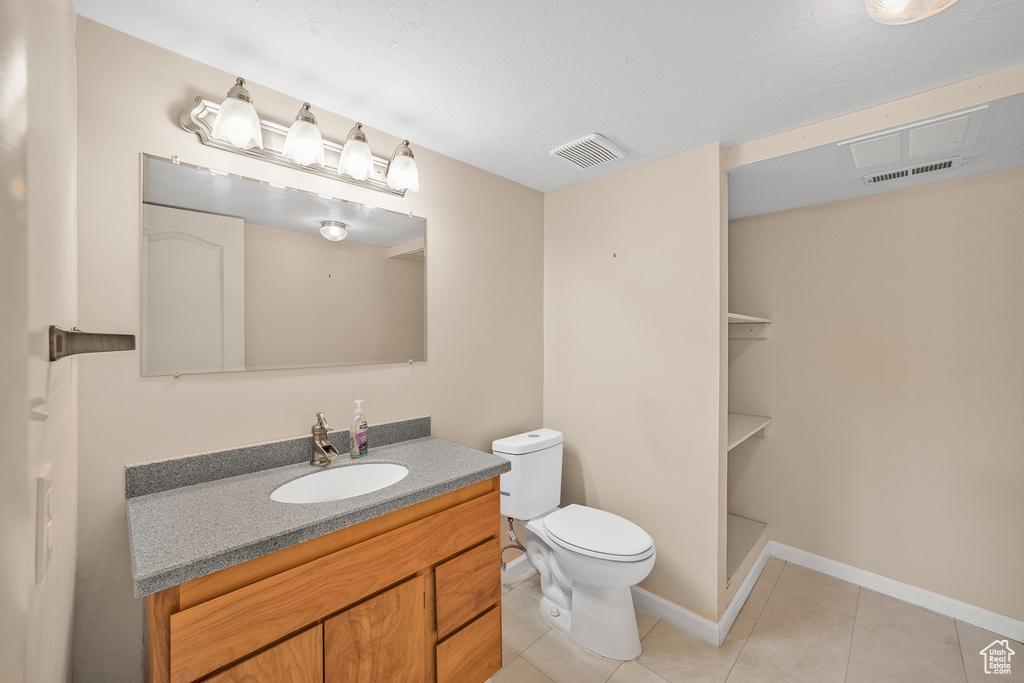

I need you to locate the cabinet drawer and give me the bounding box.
[436,606,501,683]
[435,538,500,639]
[205,626,322,683]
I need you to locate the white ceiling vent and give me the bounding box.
[550,134,626,169]
[838,105,987,172]
[863,156,963,185]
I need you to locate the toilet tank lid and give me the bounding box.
[492,428,563,455]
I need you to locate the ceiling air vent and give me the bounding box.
[838,105,987,173]
[863,156,963,185]
[550,134,626,169]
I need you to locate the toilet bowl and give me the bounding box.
[493,429,656,661]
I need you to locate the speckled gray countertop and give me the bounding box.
[125,436,510,597]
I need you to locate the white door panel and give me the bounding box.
[142,204,245,375]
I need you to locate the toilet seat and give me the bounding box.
[542,504,654,562]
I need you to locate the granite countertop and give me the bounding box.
[125,436,510,597]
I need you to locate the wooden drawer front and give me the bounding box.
[178,480,496,610]
[205,626,322,683]
[436,606,502,683]
[169,491,498,683]
[324,575,426,683]
[435,538,500,639]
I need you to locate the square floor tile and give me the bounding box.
[636,606,660,641]
[955,620,1023,683]
[740,557,785,620]
[638,613,755,683]
[773,563,860,616]
[724,659,788,682]
[521,629,622,683]
[848,589,966,683]
[516,570,546,602]
[607,661,671,682]
[503,588,552,665]
[845,662,898,682]
[737,589,854,683]
[507,567,538,590]
[489,657,558,683]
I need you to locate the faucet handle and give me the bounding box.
[314,412,330,432]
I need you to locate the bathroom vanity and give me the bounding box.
[125,422,508,683]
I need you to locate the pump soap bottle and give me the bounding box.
[350,399,369,458]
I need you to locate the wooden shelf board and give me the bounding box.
[726,513,768,589]
[728,413,772,451]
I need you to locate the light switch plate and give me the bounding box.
[36,463,53,583]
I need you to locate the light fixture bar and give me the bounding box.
[179,96,406,197]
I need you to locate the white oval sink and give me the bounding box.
[271,463,409,504]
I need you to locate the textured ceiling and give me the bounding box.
[74,0,1024,192]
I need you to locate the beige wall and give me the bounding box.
[75,18,544,680]
[0,0,79,681]
[544,144,728,621]
[244,223,425,367]
[729,169,1024,621]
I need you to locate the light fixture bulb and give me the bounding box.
[282,103,325,167]
[865,0,961,24]
[320,220,348,241]
[337,123,374,181]
[211,77,263,149]
[386,140,419,192]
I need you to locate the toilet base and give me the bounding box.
[539,584,642,661]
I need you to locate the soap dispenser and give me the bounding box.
[350,399,369,458]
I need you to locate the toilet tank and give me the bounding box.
[492,428,563,520]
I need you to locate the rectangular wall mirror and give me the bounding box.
[140,154,426,376]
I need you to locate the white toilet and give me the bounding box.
[493,428,656,661]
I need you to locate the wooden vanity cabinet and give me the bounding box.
[144,478,502,683]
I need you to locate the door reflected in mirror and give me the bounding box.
[141,154,426,376]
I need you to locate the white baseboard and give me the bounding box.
[631,542,771,648]
[632,585,721,646]
[771,541,1024,643]
[501,554,532,584]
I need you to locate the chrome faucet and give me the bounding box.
[310,412,340,467]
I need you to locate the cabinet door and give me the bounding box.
[324,574,426,683]
[205,626,322,683]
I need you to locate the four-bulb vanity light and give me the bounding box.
[210,77,419,193]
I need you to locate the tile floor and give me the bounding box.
[488,559,1022,683]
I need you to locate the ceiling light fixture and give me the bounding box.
[282,103,325,167]
[319,220,348,241]
[865,0,962,24]
[179,78,419,197]
[386,140,420,192]
[210,78,263,149]
[337,123,374,180]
